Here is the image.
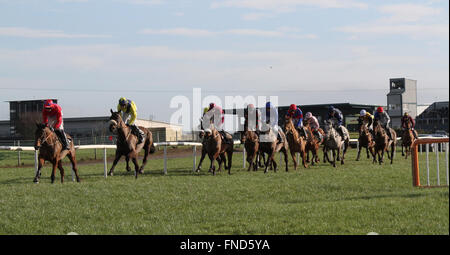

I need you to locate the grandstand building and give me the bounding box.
[415,101,449,133]
[386,78,417,128]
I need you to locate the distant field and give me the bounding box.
[0,146,448,235]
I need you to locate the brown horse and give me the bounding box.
[284,116,308,170]
[303,122,324,165]
[373,119,397,165]
[258,123,289,173]
[322,120,350,167]
[401,121,417,159]
[241,130,260,171]
[356,123,375,161]
[33,123,80,184]
[108,110,155,178]
[202,124,233,175]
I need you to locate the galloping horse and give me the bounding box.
[33,123,80,183]
[258,123,289,173]
[356,123,375,161]
[373,119,397,164]
[201,124,233,175]
[303,122,324,165]
[241,130,260,171]
[284,116,308,170]
[401,121,417,159]
[322,120,350,167]
[108,110,155,178]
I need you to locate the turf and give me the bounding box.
[0,146,448,235]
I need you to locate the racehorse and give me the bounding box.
[258,123,289,173]
[33,123,80,183]
[401,121,417,159]
[202,124,233,175]
[373,119,397,165]
[241,129,260,171]
[322,119,350,167]
[108,110,155,178]
[356,123,375,161]
[284,116,308,170]
[303,121,324,165]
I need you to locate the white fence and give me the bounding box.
[0,139,364,180]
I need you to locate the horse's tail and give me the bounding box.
[150,143,156,154]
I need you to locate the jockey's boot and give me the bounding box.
[384,126,392,140]
[277,133,283,144]
[314,130,323,142]
[55,129,70,151]
[138,129,145,144]
[220,131,233,145]
[412,129,418,139]
[337,126,345,140]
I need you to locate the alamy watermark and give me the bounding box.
[169,88,280,136]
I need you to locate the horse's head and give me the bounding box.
[34,122,50,150]
[109,109,123,133]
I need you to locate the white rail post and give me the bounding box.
[163,145,167,175]
[103,147,107,179]
[436,143,440,186]
[17,141,21,167]
[446,142,449,186]
[193,145,197,172]
[426,144,430,186]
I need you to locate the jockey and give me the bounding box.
[117,97,145,144]
[42,99,70,151]
[285,104,307,138]
[304,112,322,142]
[243,104,261,132]
[327,105,345,140]
[263,101,283,143]
[374,106,392,140]
[401,112,418,139]
[358,109,374,131]
[202,103,233,145]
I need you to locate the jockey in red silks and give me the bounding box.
[285,104,308,139]
[401,112,418,139]
[42,99,70,150]
[202,103,233,145]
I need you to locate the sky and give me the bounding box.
[0,0,448,124]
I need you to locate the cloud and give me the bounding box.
[378,4,443,23]
[0,27,111,38]
[139,27,317,39]
[211,0,368,13]
[337,24,449,40]
[336,3,449,40]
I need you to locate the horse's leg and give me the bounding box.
[50,160,58,184]
[301,148,308,168]
[331,149,336,167]
[264,152,273,174]
[390,143,395,164]
[108,151,122,176]
[130,153,140,179]
[401,143,405,157]
[226,148,233,174]
[125,156,131,172]
[306,148,310,163]
[67,151,81,182]
[139,144,150,174]
[33,157,45,183]
[290,151,298,170]
[323,146,328,163]
[282,147,289,172]
[196,148,207,172]
[57,160,65,183]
